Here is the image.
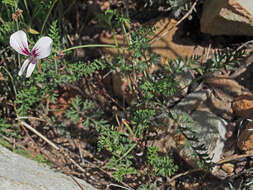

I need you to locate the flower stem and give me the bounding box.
[41,0,58,34]
[62,44,117,53]
[13,5,21,67]
[1,66,17,97]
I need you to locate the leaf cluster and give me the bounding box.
[0,3,251,189]
[147,146,178,177]
[65,96,108,131]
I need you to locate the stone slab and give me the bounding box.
[0,145,97,190]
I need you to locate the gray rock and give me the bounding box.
[174,90,209,113]
[174,63,194,97]
[0,145,97,190]
[173,90,227,167]
[151,90,227,168]
[180,110,227,165]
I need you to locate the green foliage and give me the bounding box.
[65,59,106,82]
[15,86,41,115]
[140,59,187,100]
[64,92,141,181]
[19,0,56,33]
[0,118,17,137]
[34,153,51,165]
[129,27,157,60]
[98,9,130,30]
[48,20,61,52]
[98,125,123,153]
[2,0,17,7]
[94,9,219,182]
[147,146,178,177]
[132,108,156,138]
[201,48,247,74]
[137,183,158,190]
[0,0,17,44]
[66,96,109,131]
[66,105,139,182]
[13,20,63,116]
[97,120,138,180]
[103,11,160,76]
[140,80,156,100]
[13,147,32,158]
[153,74,178,96]
[108,155,138,182]
[0,21,16,44]
[0,2,250,189]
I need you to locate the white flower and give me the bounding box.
[10,30,53,78]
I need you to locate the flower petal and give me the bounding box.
[18,58,31,76]
[26,60,37,78]
[32,37,53,59]
[10,30,31,56]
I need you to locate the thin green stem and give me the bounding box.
[112,29,119,48]
[54,58,58,74]
[41,0,58,34]
[118,143,136,161]
[122,23,130,46]
[112,29,122,57]
[123,121,135,138]
[62,44,117,53]
[63,0,77,16]
[1,66,17,97]
[22,0,30,17]
[13,4,21,67]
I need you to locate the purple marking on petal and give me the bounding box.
[21,47,31,55]
[32,48,40,58]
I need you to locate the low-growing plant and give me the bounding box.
[0,1,251,189]
[137,183,158,190]
[147,146,178,177]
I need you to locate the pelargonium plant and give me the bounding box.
[10,30,53,78]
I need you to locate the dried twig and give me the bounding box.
[236,40,253,52]
[70,175,85,190]
[150,0,198,44]
[169,168,202,183]
[107,183,134,190]
[16,116,46,122]
[18,119,133,189]
[18,120,60,150]
[59,148,86,173]
[217,153,253,165]
[174,0,198,27]
[229,53,253,79]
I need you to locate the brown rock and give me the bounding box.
[101,1,110,10]
[100,18,210,63]
[232,93,253,118]
[221,163,234,174]
[201,0,253,36]
[112,71,135,104]
[205,77,247,99]
[148,18,206,61]
[207,93,233,120]
[237,122,253,152]
[99,18,213,103]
